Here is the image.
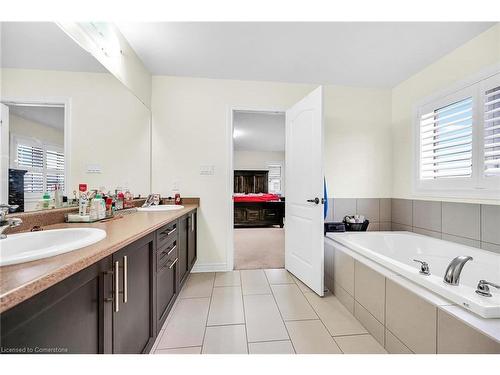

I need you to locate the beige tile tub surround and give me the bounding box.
[327,198,392,231]
[437,309,500,354]
[325,241,500,354]
[387,197,500,254]
[385,279,437,354]
[153,268,386,354]
[384,329,413,354]
[0,203,199,313]
[354,302,385,346]
[304,292,367,336]
[354,260,385,324]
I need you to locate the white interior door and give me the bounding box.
[0,104,9,204]
[285,86,324,296]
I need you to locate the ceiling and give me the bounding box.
[233,111,285,152]
[117,22,495,88]
[1,22,106,73]
[7,105,65,132]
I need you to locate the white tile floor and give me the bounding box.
[151,269,387,354]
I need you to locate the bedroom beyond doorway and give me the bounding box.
[232,110,286,270]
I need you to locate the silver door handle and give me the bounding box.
[114,261,120,312]
[307,198,320,204]
[123,256,128,304]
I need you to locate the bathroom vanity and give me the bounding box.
[0,204,198,354]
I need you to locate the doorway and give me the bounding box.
[231,110,286,270]
[0,99,69,212]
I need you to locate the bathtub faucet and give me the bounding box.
[443,256,473,286]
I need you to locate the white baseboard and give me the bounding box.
[191,261,228,273]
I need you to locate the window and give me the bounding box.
[415,70,500,198]
[268,164,282,194]
[419,97,473,181]
[12,136,65,196]
[483,82,500,178]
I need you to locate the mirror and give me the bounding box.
[0,22,151,212]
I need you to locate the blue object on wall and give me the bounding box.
[323,177,328,220]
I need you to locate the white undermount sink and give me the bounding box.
[0,228,107,266]
[136,205,184,212]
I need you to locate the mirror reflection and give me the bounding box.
[6,103,66,212]
[0,22,151,212]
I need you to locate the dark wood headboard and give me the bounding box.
[234,170,268,194]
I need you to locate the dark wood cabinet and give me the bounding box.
[234,170,268,193]
[112,234,155,354]
[0,208,198,354]
[177,216,189,285]
[187,211,197,269]
[0,257,113,354]
[234,201,285,227]
[156,226,179,333]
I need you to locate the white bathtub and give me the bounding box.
[325,231,500,318]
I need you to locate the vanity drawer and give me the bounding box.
[156,221,178,249]
[157,240,178,270]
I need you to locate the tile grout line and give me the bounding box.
[264,270,296,354]
[200,272,216,354]
[299,281,343,353]
[239,271,250,354]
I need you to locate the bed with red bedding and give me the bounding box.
[233,194,285,227]
[233,193,281,203]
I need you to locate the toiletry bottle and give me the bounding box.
[42,192,51,209]
[172,187,181,205]
[78,184,88,216]
[94,194,105,220]
[54,184,63,208]
[116,191,124,210]
[124,189,133,208]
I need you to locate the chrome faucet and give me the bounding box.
[142,193,161,208]
[0,204,23,239]
[443,256,473,285]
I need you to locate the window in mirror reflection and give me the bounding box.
[4,103,67,212]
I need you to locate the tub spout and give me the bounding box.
[443,256,473,286]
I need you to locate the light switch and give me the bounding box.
[86,164,102,174]
[200,165,215,175]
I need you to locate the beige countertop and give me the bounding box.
[0,204,198,313]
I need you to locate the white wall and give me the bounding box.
[391,23,500,204]
[2,68,151,196]
[152,76,392,269]
[58,23,152,108]
[9,114,64,149]
[234,150,285,170]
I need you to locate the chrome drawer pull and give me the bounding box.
[114,261,120,312]
[168,258,178,269]
[123,256,128,304]
[167,227,177,236]
[167,244,177,256]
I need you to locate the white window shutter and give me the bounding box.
[483,82,500,177]
[419,97,473,180]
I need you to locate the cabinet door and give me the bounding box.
[177,216,189,285]
[187,211,197,269]
[0,257,113,354]
[157,247,179,332]
[112,234,155,354]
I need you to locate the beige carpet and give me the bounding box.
[234,227,285,270]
